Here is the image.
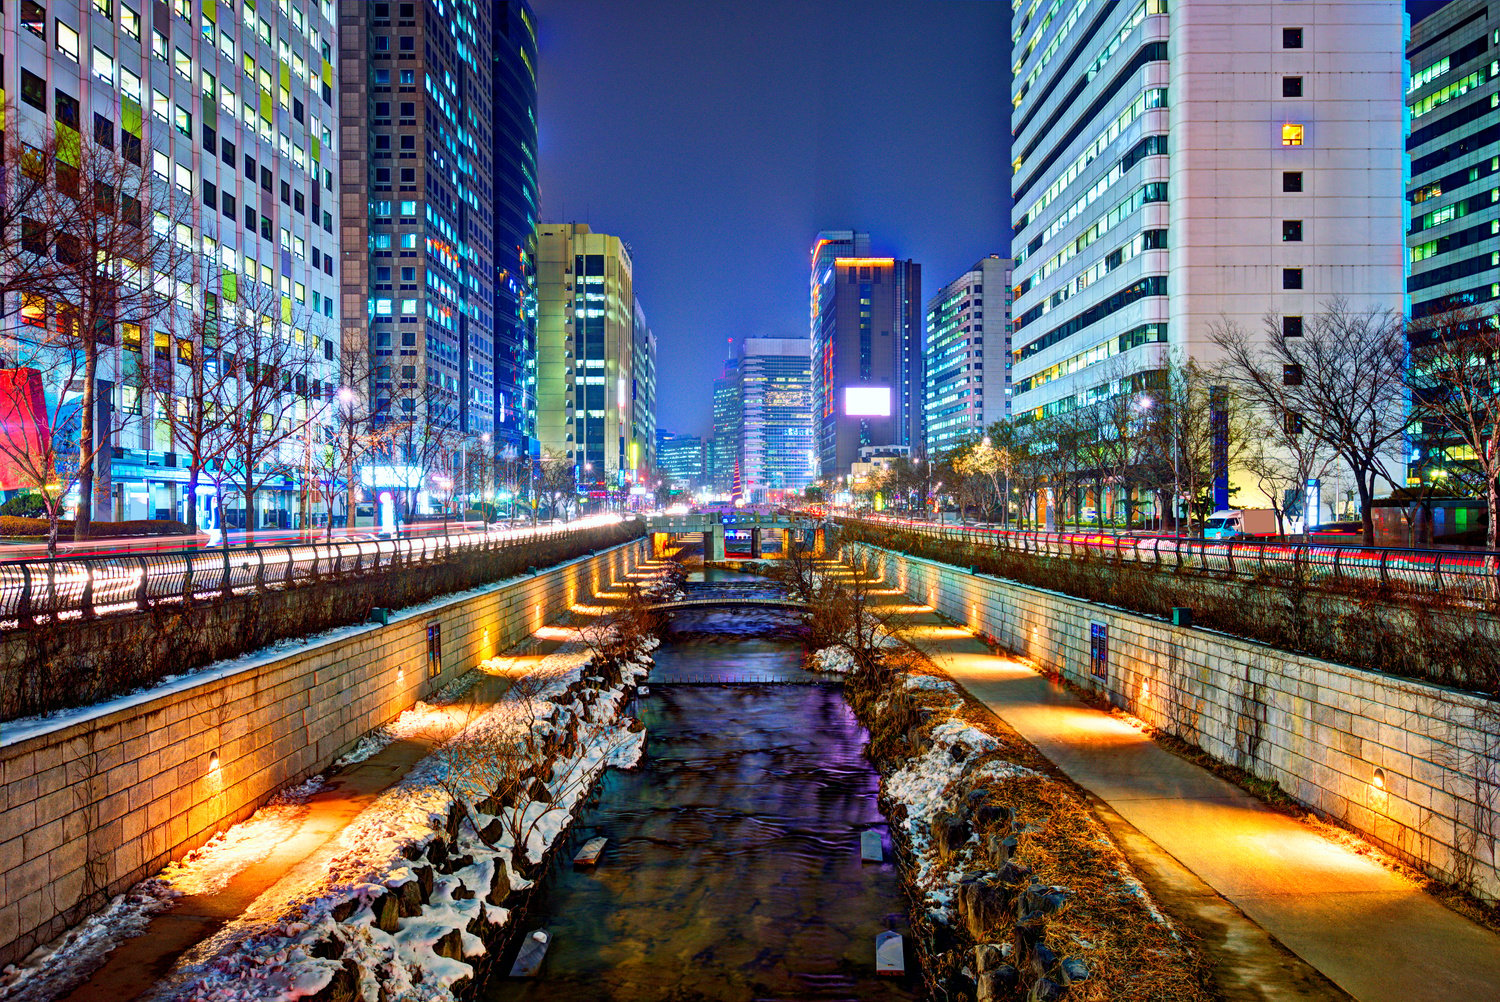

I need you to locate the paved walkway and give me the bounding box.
[883,598,1500,1002]
[55,558,670,1002]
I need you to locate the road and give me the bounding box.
[0,515,627,624]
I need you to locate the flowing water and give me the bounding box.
[484,602,920,1002]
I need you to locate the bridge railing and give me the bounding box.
[841,515,1500,606]
[0,516,639,626]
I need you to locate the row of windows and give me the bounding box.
[1016,275,1168,363]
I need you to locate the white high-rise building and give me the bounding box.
[1009,0,1406,499]
[923,256,1014,457]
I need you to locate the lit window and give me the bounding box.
[56,20,81,60]
[122,4,140,38]
[1281,123,1304,146]
[175,47,191,78]
[92,47,115,82]
[152,89,170,119]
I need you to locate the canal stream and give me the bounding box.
[484,574,920,1002]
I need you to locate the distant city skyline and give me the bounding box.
[532,0,1008,438]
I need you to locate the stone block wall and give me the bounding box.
[849,542,1500,902]
[0,539,645,965]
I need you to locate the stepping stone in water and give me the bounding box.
[860,829,883,862]
[875,930,905,976]
[510,929,551,977]
[574,836,608,867]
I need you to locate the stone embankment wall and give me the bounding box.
[0,539,645,966]
[848,542,1500,902]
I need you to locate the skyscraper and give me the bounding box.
[656,431,705,493]
[736,337,815,503]
[1405,0,1500,485]
[710,355,741,495]
[491,1,541,463]
[924,256,1014,456]
[1406,0,1498,326]
[2,0,340,526]
[340,0,538,488]
[631,300,658,481]
[808,232,922,479]
[1008,1,1404,438]
[534,223,648,493]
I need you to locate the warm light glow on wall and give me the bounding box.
[1281,123,1304,146]
[835,257,896,268]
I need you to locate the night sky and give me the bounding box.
[533,0,1010,439]
[534,1,1443,440]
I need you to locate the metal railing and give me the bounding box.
[0,516,638,626]
[841,515,1500,606]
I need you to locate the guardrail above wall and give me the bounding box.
[840,515,1500,606]
[0,516,639,627]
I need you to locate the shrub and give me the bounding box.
[0,517,191,539]
[0,493,48,518]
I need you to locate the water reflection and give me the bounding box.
[485,638,918,1002]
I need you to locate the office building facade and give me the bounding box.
[491,1,541,462]
[736,336,815,503]
[808,231,922,479]
[341,0,538,505]
[534,223,647,492]
[710,355,741,494]
[1,0,341,526]
[1008,0,1405,450]
[924,256,1014,456]
[1405,0,1500,483]
[631,300,657,480]
[656,432,705,492]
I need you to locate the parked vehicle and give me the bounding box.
[1202,508,1294,539]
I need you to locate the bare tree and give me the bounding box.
[0,118,191,542]
[535,451,577,522]
[1142,357,1250,536]
[303,368,394,540]
[149,273,241,536]
[1212,302,1407,544]
[199,281,330,544]
[382,382,464,519]
[1407,307,1500,549]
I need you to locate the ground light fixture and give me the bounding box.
[209,750,220,772]
[1372,768,1386,791]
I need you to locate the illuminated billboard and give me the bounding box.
[843,386,891,417]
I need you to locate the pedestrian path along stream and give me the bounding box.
[873,586,1500,1002]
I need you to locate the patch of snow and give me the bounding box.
[811,645,856,674]
[156,633,657,1001]
[902,674,960,695]
[884,717,1036,925]
[0,881,178,1002]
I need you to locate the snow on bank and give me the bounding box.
[0,882,176,1002]
[884,719,1037,925]
[810,645,856,674]
[152,636,657,1002]
[0,777,330,1002]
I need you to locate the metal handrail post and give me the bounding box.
[136,556,150,610]
[81,558,96,618]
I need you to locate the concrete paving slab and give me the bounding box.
[881,595,1500,1002]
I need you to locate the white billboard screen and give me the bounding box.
[843,387,892,417]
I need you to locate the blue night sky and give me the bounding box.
[533,0,1011,439]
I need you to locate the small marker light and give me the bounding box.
[1372,768,1386,790]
